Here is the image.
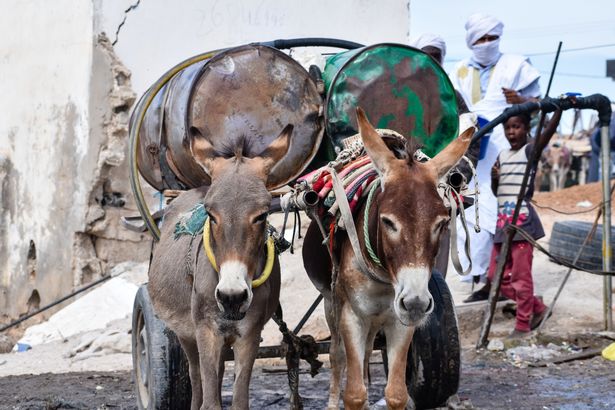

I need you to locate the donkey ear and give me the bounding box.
[356,107,396,176]
[429,113,476,178]
[256,124,294,176]
[190,126,226,179]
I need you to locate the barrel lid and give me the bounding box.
[188,44,324,189]
[323,43,458,157]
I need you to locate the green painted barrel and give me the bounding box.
[323,43,458,157]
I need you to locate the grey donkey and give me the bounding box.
[148,124,293,409]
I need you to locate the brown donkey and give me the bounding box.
[303,109,474,409]
[148,125,292,410]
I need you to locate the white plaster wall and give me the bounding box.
[95,0,411,97]
[0,1,94,317]
[0,0,410,320]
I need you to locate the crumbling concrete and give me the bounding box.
[0,28,151,324]
[74,33,151,287]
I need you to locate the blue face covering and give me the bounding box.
[471,39,501,67]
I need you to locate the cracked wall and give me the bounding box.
[0,2,151,322]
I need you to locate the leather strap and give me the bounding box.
[327,166,391,285]
[440,183,473,276]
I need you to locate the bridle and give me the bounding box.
[202,217,275,288]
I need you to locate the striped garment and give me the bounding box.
[493,143,545,243]
[496,146,530,228]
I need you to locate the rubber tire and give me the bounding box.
[132,285,191,410]
[549,221,614,271]
[405,271,460,409]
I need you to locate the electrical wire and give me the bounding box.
[539,71,606,79]
[531,198,603,214]
[527,43,615,57]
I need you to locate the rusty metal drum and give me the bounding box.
[188,45,324,189]
[133,45,324,191]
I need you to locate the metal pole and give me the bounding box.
[600,125,613,330]
[0,274,114,333]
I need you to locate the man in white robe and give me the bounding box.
[449,13,541,300]
[411,33,447,65]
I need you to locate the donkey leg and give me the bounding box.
[363,328,378,386]
[341,307,370,410]
[550,172,557,192]
[195,327,224,410]
[324,297,346,410]
[178,336,203,410]
[217,351,226,406]
[230,333,260,410]
[562,166,570,189]
[382,323,415,410]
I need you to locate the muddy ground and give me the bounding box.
[1,350,614,409]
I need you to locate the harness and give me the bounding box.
[174,204,276,288]
[202,217,275,288]
[292,132,477,284]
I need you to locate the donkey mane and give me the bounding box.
[382,133,422,166]
[214,135,254,160]
[403,137,422,166]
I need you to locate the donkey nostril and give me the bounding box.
[425,297,434,313]
[217,289,248,309]
[401,296,418,312]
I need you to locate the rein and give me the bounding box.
[328,165,391,285]
[203,217,275,288]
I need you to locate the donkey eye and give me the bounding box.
[252,212,268,224]
[434,218,450,233]
[206,211,217,225]
[381,216,398,232]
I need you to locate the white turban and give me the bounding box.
[411,33,446,59]
[465,13,504,48]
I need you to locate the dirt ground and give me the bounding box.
[1,351,614,409]
[1,182,614,409]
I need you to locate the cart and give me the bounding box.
[124,38,462,409]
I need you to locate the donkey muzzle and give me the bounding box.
[215,261,252,320]
[216,289,249,320]
[399,295,434,325]
[394,266,434,326]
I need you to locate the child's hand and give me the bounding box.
[491,163,500,180]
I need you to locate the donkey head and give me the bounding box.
[356,108,474,326]
[190,125,293,320]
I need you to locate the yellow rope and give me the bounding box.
[203,218,275,288]
[203,217,218,272]
[252,237,275,288]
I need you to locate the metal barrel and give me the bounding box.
[132,44,324,193]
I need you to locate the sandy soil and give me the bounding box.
[0,182,613,408]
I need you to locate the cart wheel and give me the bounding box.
[406,270,460,409]
[132,285,191,410]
